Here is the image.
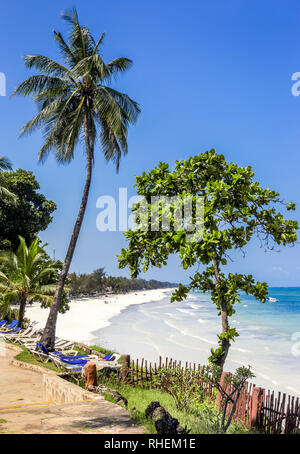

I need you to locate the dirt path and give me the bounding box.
[0,344,145,434]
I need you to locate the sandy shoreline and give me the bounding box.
[24,287,300,398]
[25,288,175,345]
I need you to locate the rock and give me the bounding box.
[109,390,128,408]
[96,385,108,393]
[96,386,128,408]
[87,385,98,393]
[177,425,191,435]
[152,406,170,422]
[84,363,97,390]
[145,401,161,419]
[145,401,190,435]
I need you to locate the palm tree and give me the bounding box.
[12,9,140,348]
[0,157,17,204]
[0,236,57,327]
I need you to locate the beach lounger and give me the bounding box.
[0,320,7,328]
[0,327,22,338]
[54,339,75,350]
[7,327,39,343]
[36,342,98,361]
[29,345,88,374]
[100,353,121,364]
[0,320,18,331]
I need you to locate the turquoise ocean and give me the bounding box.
[93,288,300,397]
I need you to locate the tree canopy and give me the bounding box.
[118,150,298,368]
[0,236,57,326]
[68,267,177,296]
[0,169,56,250]
[0,156,17,204]
[12,7,140,349]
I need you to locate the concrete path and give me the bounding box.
[0,345,145,434]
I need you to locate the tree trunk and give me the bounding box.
[213,253,230,370]
[40,112,93,349]
[18,294,27,328]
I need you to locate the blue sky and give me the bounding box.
[1,0,300,286]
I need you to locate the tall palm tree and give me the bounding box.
[12,9,140,348]
[0,157,17,204]
[0,236,57,327]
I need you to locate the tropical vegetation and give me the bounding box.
[0,169,56,250]
[0,236,58,326]
[118,150,299,369]
[0,157,17,206]
[12,8,140,348]
[68,268,177,296]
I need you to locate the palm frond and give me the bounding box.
[13,9,140,169]
[0,156,13,171]
[106,57,133,78]
[24,55,71,78]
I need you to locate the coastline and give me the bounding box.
[25,288,175,345]
[25,287,300,398]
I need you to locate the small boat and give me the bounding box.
[268,297,279,302]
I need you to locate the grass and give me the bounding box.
[7,341,250,434]
[9,341,92,373]
[0,419,8,424]
[90,345,114,356]
[14,345,61,372]
[97,375,250,434]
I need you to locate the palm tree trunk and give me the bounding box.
[18,294,27,327]
[41,112,93,349]
[213,253,230,370]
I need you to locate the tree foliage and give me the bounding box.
[12,7,140,170]
[0,236,58,326]
[12,7,140,349]
[68,267,177,296]
[118,150,298,368]
[0,156,17,205]
[0,169,56,250]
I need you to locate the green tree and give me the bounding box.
[119,150,298,369]
[0,157,17,205]
[12,8,140,348]
[0,236,57,327]
[0,169,56,250]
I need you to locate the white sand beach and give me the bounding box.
[25,287,300,398]
[25,288,175,345]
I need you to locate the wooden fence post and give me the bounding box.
[122,354,130,381]
[216,371,231,408]
[250,386,263,431]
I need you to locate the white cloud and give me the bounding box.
[271,266,289,275]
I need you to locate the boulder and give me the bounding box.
[145,401,190,435]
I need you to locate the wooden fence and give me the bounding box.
[122,355,300,434]
[124,356,214,400]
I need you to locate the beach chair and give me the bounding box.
[0,320,7,328]
[54,339,75,350]
[36,342,98,361]
[100,353,121,364]
[22,336,71,351]
[0,327,22,339]
[29,344,88,374]
[7,327,39,343]
[0,320,18,332]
